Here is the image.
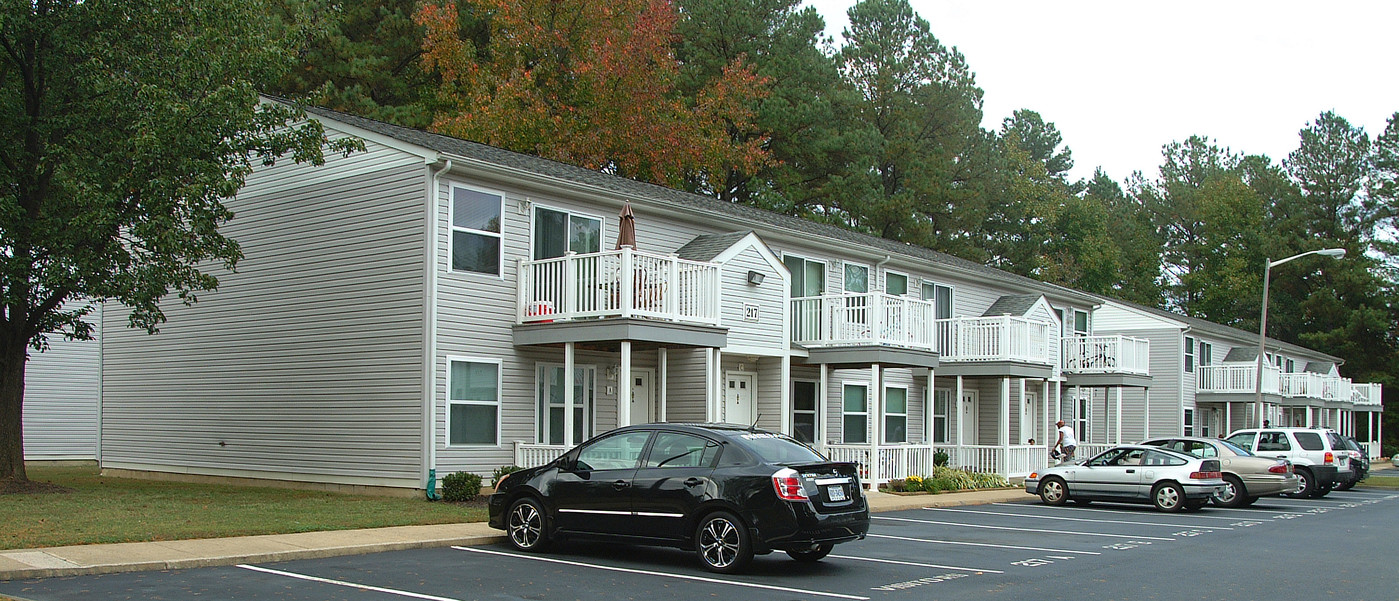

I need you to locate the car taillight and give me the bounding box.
[1189,471,1221,480]
[1324,451,1334,464]
[1268,464,1290,474]
[772,467,808,501]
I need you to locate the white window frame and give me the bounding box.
[884,270,909,296]
[1072,309,1089,336]
[841,382,870,444]
[449,184,505,277]
[884,385,909,444]
[792,379,819,444]
[1075,394,1091,444]
[1184,336,1196,373]
[536,362,598,445]
[1199,341,1212,367]
[842,261,870,294]
[529,202,604,260]
[446,356,502,447]
[922,280,954,318]
[931,388,952,444]
[781,252,827,298]
[1183,407,1195,437]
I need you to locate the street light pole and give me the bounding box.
[1254,248,1346,429]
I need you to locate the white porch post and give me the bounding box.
[1143,388,1151,440]
[1000,377,1011,475]
[1377,411,1383,456]
[780,355,792,435]
[1019,378,1028,443]
[564,342,576,448]
[1226,402,1233,434]
[818,364,829,450]
[658,347,668,422]
[870,364,883,485]
[714,349,723,421]
[618,341,632,427]
[956,375,965,452]
[1114,387,1123,444]
[1041,380,1050,446]
[704,348,715,422]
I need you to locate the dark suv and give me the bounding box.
[487,423,869,573]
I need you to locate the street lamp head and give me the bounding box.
[1317,248,1346,258]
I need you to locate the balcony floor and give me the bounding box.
[512,317,727,348]
[795,345,940,369]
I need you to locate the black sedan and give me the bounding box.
[487,423,870,573]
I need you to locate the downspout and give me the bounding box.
[425,158,452,500]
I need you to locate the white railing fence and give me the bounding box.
[1063,335,1150,374]
[517,247,721,325]
[1198,364,1280,395]
[514,442,568,468]
[1360,441,1380,460]
[1353,383,1383,406]
[790,293,938,351]
[937,316,1057,365]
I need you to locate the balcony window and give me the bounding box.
[1199,341,1212,367]
[922,282,953,319]
[885,272,908,296]
[784,254,825,298]
[844,263,869,293]
[842,383,868,444]
[533,206,601,260]
[1185,336,1195,373]
[451,187,504,275]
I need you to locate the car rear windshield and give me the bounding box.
[1217,439,1253,456]
[1329,433,1353,451]
[734,432,827,464]
[1294,432,1324,451]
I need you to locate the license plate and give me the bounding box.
[827,485,847,502]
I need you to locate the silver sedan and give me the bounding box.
[1025,445,1227,512]
[1142,437,1298,507]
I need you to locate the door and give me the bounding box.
[792,380,818,444]
[960,390,979,445]
[1077,447,1147,498]
[629,369,655,425]
[1022,391,1038,445]
[552,430,652,535]
[725,373,756,425]
[630,431,722,540]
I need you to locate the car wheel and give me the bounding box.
[786,543,833,563]
[1152,482,1186,512]
[1335,479,1354,491]
[1286,469,1314,498]
[1212,475,1247,508]
[506,497,550,552]
[1072,498,1093,506]
[696,511,753,574]
[1184,499,1207,512]
[1310,483,1332,499]
[1039,477,1068,506]
[1239,495,1259,507]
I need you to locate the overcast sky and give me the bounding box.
[806,0,1399,183]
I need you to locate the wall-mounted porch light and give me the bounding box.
[747,270,765,285]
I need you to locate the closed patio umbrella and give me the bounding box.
[616,202,637,249]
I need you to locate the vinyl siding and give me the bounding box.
[99,135,429,487]
[718,246,785,352]
[22,306,102,460]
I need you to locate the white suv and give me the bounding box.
[1224,428,1352,498]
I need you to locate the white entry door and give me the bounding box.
[960,390,979,445]
[726,373,756,425]
[1022,391,1038,445]
[629,369,655,425]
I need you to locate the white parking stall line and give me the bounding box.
[453,547,871,601]
[237,565,466,601]
[874,516,1176,541]
[830,554,1005,574]
[866,533,1101,555]
[992,502,1277,521]
[1248,499,1346,509]
[923,507,1233,530]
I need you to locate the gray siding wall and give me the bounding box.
[718,245,786,352]
[23,306,102,460]
[100,135,430,487]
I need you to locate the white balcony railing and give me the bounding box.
[791,293,938,352]
[1360,441,1380,460]
[1198,364,1280,395]
[517,247,721,326]
[514,442,568,468]
[1353,383,1383,407]
[1063,335,1150,375]
[937,316,1057,365]
[825,443,1046,482]
[1279,372,1328,399]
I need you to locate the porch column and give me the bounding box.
[618,341,632,427]
[564,342,576,448]
[780,355,792,435]
[658,347,668,422]
[1041,380,1050,447]
[818,364,829,449]
[1019,378,1028,443]
[1378,412,1384,457]
[870,364,883,485]
[1226,402,1232,434]
[714,349,723,421]
[704,348,715,422]
[1114,387,1123,444]
[955,375,965,449]
[999,377,1011,448]
[1143,388,1151,439]
[1047,382,1057,454]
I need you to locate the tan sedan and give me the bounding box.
[1142,437,1299,507]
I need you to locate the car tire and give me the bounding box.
[696,511,754,574]
[1335,479,1354,491]
[1184,499,1207,512]
[1310,483,1332,499]
[1286,468,1314,498]
[1072,498,1093,506]
[786,543,834,563]
[1239,495,1259,507]
[1152,482,1186,512]
[1212,475,1248,508]
[1039,477,1069,506]
[506,497,551,552]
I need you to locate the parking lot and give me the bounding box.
[4,487,1397,601]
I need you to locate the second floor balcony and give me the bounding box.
[1198,363,1281,396]
[517,248,722,326]
[1063,335,1150,375]
[1352,382,1383,407]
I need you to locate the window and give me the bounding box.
[1294,431,1324,451]
[885,387,907,444]
[533,206,601,260]
[843,263,869,294]
[1072,309,1089,336]
[575,431,651,471]
[1257,432,1292,452]
[451,186,503,275]
[1184,336,1196,373]
[842,384,868,444]
[537,364,596,445]
[1075,395,1090,443]
[931,389,951,444]
[885,272,908,296]
[1225,432,1256,450]
[644,432,721,468]
[1286,358,1296,373]
[783,254,825,298]
[922,282,953,318]
[792,381,818,444]
[448,359,500,446]
[1199,341,1212,367]
[1183,408,1194,436]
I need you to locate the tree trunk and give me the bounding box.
[0,339,28,482]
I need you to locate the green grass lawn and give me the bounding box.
[0,466,487,550]
[1360,474,1399,489]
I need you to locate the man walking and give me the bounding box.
[1053,420,1078,464]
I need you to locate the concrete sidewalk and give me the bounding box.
[0,487,1030,581]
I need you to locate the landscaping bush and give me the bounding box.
[441,471,484,502]
[492,465,523,486]
[933,450,949,467]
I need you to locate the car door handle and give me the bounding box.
[612,480,630,490]
[1126,469,1136,473]
[684,478,704,487]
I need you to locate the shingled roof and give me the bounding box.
[982,294,1042,317]
[675,232,753,262]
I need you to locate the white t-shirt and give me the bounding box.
[1057,425,1078,447]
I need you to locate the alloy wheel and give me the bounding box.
[509,502,543,549]
[699,517,741,569]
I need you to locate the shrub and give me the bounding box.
[441,471,484,502]
[492,465,523,486]
[932,450,949,467]
[886,478,907,492]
